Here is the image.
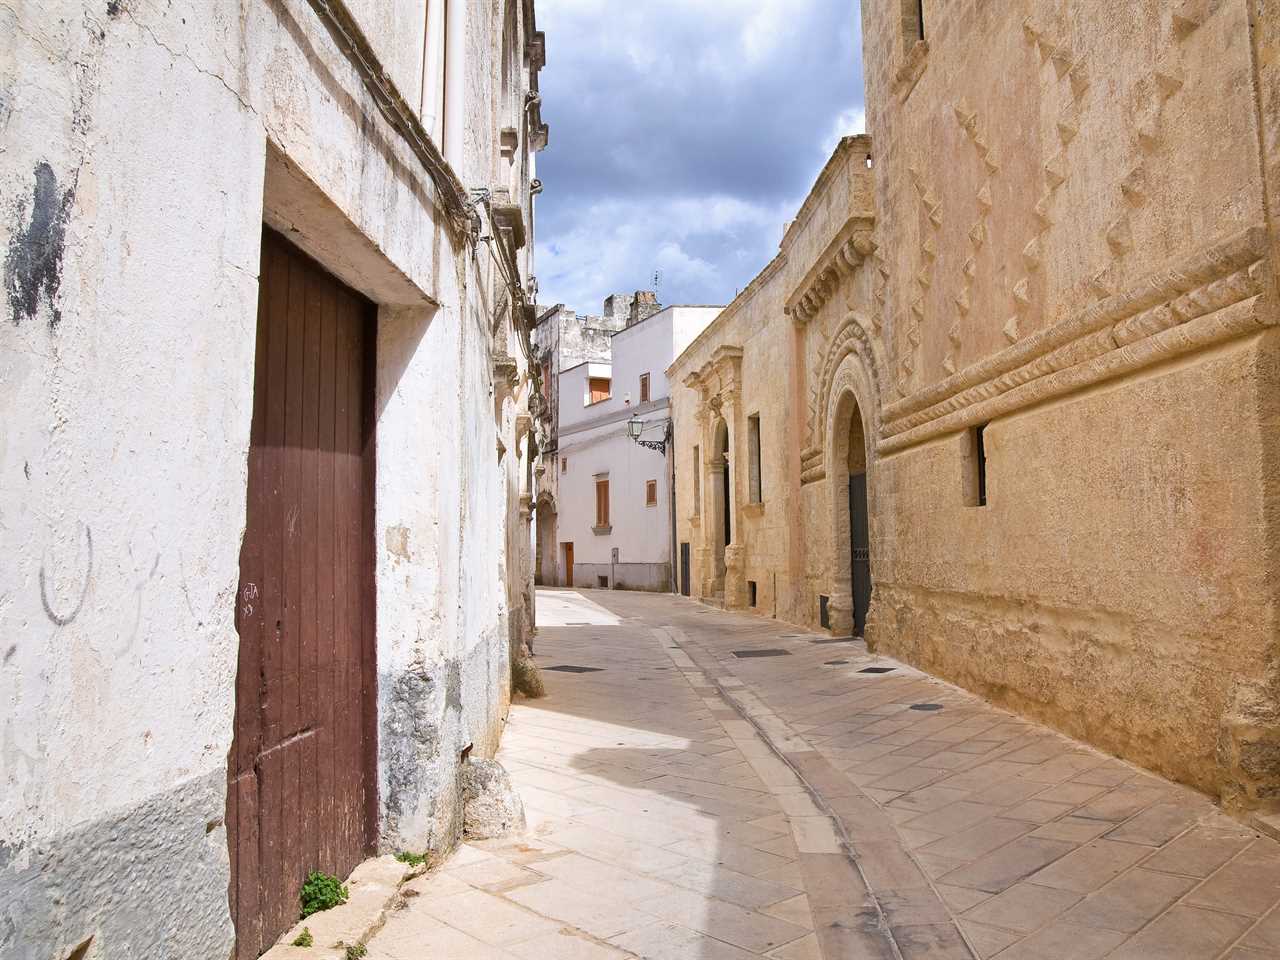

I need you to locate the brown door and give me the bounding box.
[564,542,574,587]
[227,228,377,959]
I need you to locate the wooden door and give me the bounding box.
[227,228,377,959]
[680,542,691,597]
[849,472,871,637]
[564,542,574,587]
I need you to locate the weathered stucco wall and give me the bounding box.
[671,0,1280,813]
[0,0,541,956]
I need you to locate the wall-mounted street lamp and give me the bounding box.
[627,414,670,455]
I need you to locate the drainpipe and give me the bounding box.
[444,0,466,172]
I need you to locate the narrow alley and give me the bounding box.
[352,589,1280,960]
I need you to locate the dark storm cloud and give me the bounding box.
[535,0,866,311]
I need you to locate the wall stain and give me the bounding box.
[39,525,93,627]
[5,162,76,329]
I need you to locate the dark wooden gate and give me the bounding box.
[849,472,871,637]
[680,542,691,596]
[721,458,731,546]
[227,228,377,959]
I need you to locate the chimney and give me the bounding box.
[628,290,660,327]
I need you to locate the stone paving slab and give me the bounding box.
[342,588,1280,960]
[561,588,1280,960]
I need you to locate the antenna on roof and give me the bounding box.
[652,270,662,293]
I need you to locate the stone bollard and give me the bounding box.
[459,759,527,840]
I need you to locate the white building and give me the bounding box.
[543,305,720,591]
[1,2,545,957]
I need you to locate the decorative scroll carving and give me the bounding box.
[785,218,877,324]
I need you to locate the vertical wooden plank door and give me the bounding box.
[228,228,377,959]
[849,472,871,638]
[563,542,574,587]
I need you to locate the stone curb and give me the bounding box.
[261,855,415,959]
[657,624,956,960]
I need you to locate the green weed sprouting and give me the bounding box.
[291,927,314,948]
[394,851,429,867]
[299,871,349,919]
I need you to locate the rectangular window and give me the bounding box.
[692,446,701,515]
[588,377,611,404]
[976,424,987,506]
[595,477,610,527]
[645,479,657,506]
[541,361,551,400]
[964,424,988,507]
[597,575,610,589]
[748,414,762,504]
[639,373,650,403]
[561,456,567,473]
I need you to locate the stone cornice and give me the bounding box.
[785,217,877,324]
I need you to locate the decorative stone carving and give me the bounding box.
[785,217,877,324]
[879,228,1270,454]
[801,313,885,485]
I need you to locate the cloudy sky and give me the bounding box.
[534,0,866,313]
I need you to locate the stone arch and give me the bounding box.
[803,312,886,482]
[534,492,557,586]
[824,343,879,637]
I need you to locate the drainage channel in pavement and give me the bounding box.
[658,623,973,960]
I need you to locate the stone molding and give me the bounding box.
[683,345,744,405]
[878,227,1273,454]
[801,313,885,485]
[785,218,877,324]
[894,39,929,100]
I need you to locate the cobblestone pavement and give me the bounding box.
[363,589,1280,960]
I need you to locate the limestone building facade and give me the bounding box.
[1,1,546,957]
[670,1,1280,813]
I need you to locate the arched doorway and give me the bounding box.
[830,389,872,637]
[847,411,871,636]
[534,496,557,586]
[710,418,730,596]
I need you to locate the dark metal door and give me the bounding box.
[228,228,377,959]
[680,542,691,596]
[849,472,871,637]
